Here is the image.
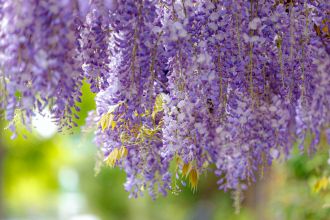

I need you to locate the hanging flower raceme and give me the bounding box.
[79,0,116,93]
[0,0,91,137]
[89,0,171,198]
[0,0,329,199]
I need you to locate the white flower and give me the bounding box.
[270,149,280,159]
[177,100,185,109]
[208,22,218,31]
[248,17,261,30]
[269,106,277,112]
[243,33,250,43]
[197,52,212,64]
[170,21,188,40]
[216,126,223,134]
[210,12,220,21]
[239,116,248,124]
[178,113,185,122]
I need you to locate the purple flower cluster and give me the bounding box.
[0,0,88,136]
[1,0,329,198]
[79,0,114,92]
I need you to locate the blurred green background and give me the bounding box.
[0,83,330,220]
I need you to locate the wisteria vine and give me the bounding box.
[0,0,329,199]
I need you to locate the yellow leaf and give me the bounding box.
[105,148,119,167]
[175,156,182,172]
[99,113,115,132]
[98,102,124,132]
[140,126,159,138]
[141,109,150,117]
[99,114,108,131]
[120,146,128,158]
[313,177,329,193]
[176,156,182,164]
[143,127,155,136]
[189,168,198,192]
[182,163,192,178]
[152,93,164,120]
[111,120,117,130]
[202,161,209,169]
[105,146,128,168]
[322,25,329,35]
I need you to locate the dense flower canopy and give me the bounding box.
[0,0,329,198]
